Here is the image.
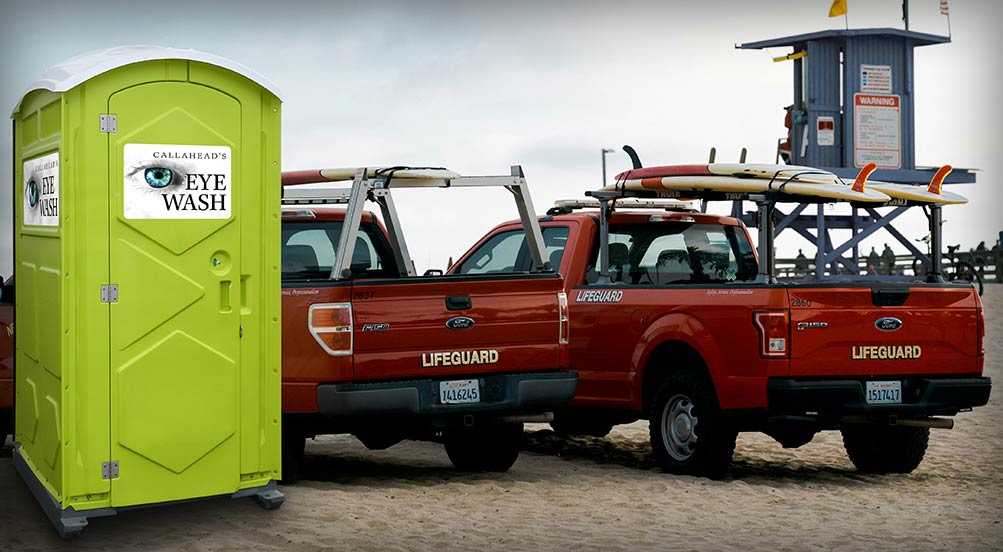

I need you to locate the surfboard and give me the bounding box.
[614,163,845,185]
[283,167,461,186]
[863,165,968,205]
[603,174,890,203]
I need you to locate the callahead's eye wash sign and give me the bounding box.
[23,152,60,226]
[124,143,232,219]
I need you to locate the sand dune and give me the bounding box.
[1,286,1000,551]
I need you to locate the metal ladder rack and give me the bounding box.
[281,165,550,280]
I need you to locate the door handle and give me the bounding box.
[445,295,472,311]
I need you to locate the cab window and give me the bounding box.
[586,223,757,285]
[282,221,398,280]
[456,226,569,275]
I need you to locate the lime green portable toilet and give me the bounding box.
[11,46,284,537]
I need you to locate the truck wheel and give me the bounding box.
[281,431,306,484]
[840,424,929,474]
[444,422,523,472]
[550,417,613,438]
[649,370,736,478]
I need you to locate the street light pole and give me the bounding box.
[601,148,616,187]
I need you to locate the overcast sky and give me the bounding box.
[1,0,1000,276]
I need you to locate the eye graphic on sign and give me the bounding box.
[144,167,174,188]
[25,177,39,207]
[126,160,192,193]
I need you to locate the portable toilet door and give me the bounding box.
[11,46,284,537]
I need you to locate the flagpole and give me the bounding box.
[844,13,848,30]
[947,12,952,38]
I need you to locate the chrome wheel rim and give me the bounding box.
[662,394,698,461]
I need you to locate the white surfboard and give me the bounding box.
[861,165,968,205]
[605,175,890,203]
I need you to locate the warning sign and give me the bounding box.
[860,65,892,94]
[124,144,232,219]
[854,94,900,169]
[23,152,60,227]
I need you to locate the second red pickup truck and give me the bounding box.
[450,196,990,477]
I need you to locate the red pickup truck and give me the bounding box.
[278,167,576,479]
[1,276,12,443]
[450,197,990,477]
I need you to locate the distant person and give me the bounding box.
[881,243,895,275]
[867,246,880,275]
[794,249,809,275]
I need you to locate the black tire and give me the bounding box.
[952,261,984,296]
[444,422,522,472]
[841,424,929,474]
[280,431,306,484]
[550,416,614,438]
[649,370,736,478]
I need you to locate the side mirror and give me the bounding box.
[423,269,444,277]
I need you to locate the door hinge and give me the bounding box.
[101,285,119,303]
[102,461,119,480]
[99,114,117,133]
[239,325,244,338]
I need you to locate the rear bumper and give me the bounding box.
[768,376,991,417]
[317,371,578,418]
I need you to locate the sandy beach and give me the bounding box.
[1,286,1000,551]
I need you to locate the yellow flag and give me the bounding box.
[829,0,847,17]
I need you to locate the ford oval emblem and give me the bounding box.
[446,316,476,331]
[875,317,903,332]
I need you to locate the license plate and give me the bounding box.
[440,379,480,404]
[866,381,902,404]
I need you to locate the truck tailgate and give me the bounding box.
[351,274,565,382]
[788,285,981,377]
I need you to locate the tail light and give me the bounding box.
[558,291,569,345]
[753,310,789,358]
[309,303,353,356]
[977,307,985,357]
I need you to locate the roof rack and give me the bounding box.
[546,197,699,215]
[280,166,550,279]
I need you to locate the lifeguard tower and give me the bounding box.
[734,28,976,277]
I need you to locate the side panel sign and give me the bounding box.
[124,143,232,219]
[23,152,60,226]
